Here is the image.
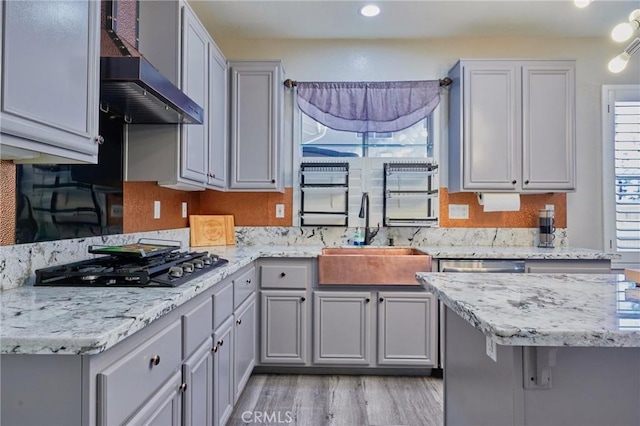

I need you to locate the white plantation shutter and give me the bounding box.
[603,85,640,268]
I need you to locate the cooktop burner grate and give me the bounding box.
[34,251,228,287]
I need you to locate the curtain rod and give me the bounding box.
[283,77,453,88]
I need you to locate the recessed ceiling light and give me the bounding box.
[360,5,380,17]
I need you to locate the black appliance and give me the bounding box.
[34,242,228,287]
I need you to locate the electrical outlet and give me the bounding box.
[486,336,497,362]
[182,202,188,218]
[449,204,469,219]
[153,201,161,219]
[275,204,285,218]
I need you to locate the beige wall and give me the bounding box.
[213,36,640,250]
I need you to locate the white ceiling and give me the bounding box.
[188,0,639,40]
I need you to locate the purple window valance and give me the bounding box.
[296,80,441,133]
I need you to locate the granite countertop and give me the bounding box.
[0,244,617,356]
[417,272,640,347]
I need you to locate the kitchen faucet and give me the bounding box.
[358,192,379,245]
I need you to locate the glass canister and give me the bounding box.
[538,208,556,248]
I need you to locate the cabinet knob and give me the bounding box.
[236,318,242,325]
[524,180,530,185]
[212,345,218,353]
[379,297,384,303]
[150,355,161,366]
[271,179,275,184]
[217,339,224,347]
[280,272,286,277]
[246,279,252,285]
[300,296,306,302]
[365,298,371,303]
[95,135,104,145]
[511,180,517,185]
[180,383,187,392]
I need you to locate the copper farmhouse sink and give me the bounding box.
[318,247,432,285]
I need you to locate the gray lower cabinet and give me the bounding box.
[260,290,308,364]
[377,292,438,366]
[96,320,183,425]
[182,338,213,426]
[213,317,234,426]
[313,291,372,365]
[125,371,183,426]
[0,0,101,163]
[234,293,257,401]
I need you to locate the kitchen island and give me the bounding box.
[417,272,640,426]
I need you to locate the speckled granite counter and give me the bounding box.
[0,244,618,355]
[417,272,640,347]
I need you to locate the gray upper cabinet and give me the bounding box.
[377,292,438,367]
[208,43,229,189]
[313,291,372,365]
[0,0,100,163]
[229,61,284,192]
[180,3,209,184]
[127,1,228,191]
[448,59,576,193]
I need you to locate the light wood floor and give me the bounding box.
[227,374,443,426]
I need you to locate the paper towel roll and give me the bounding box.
[477,193,521,212]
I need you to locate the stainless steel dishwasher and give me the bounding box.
[436,259,525,369]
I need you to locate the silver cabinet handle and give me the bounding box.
[150,355,160,366]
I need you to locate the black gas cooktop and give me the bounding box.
[34,246,228,288]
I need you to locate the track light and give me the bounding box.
[574,0,592,8]
[608,37,640,73]
[611,9,640,42]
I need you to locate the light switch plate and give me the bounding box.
[275,204,285,218]
[449,204,469,219]
[153,201,161,219]
[181,202,188,218]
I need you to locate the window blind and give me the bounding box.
[613,100,640,252]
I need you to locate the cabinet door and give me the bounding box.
[313,291,372,365]
[522,62,575,191]
[181,4,209,184]
[261,290,308,364]
[234,293,256,402]
[182,339,212,426]
[462,62,520,190]
[207,42,228,189]
[229,61,283,191]
[213,317,234,426]
[0,0,100,163]
[125,371,183,426]
[377,292,437,366]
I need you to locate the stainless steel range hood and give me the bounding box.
[100,56,204,124]
[99,0,203,125]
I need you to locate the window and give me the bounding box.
[294,112,440,228]
[602,85,640,268]
[301,114,433,158]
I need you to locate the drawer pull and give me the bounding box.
[246,279,252,285]
[217,339,224,347]
[150,355,161,366]
[236,319,242,325]
[212,345,218,353]
[300,296,306,302]
[280,272,286,277]
[180,383,187,392]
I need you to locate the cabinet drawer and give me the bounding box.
[96,321,181,426]
[234,266,256,309]
[261,264,309,289]
[182,297,213,359]
[212,280,234,330]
